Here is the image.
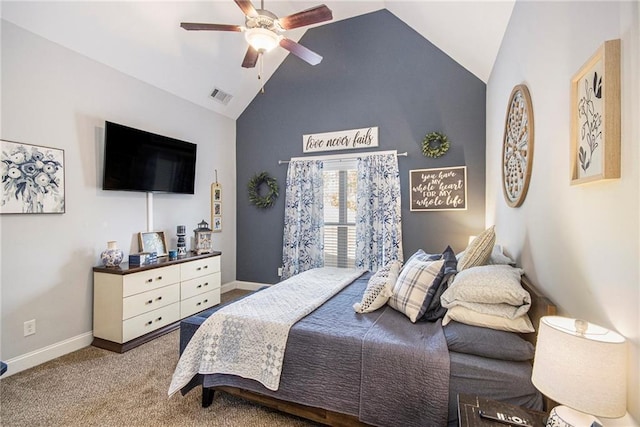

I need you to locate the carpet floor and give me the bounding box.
[0,290,319,427]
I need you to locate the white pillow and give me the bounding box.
[388,258,444,322]
[441,265,530,308]
[487,245,516,266]
[353,261,401,313]
[442,306,535,333]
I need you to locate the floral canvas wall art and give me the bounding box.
[1,140,65,214]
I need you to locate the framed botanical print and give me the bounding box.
[1,140,65,214]
[570,39,620,185]
[211,182,222,233]
[213,216,222,232]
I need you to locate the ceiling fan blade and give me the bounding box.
[278,5,333,30]
[242,46,260,68]
[279,38,322,66]
[235,0,258,17]
[180,23,242,32]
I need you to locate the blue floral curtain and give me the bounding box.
[355,153,403,271]
[281,160,324,280]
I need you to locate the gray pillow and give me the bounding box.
[443,321,535,361]
[420,245,457,321]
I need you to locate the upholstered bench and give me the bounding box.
[178,287,265,405]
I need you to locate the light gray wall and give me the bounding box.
[1,21,237,363]
[487,1,639,422]
[236,10,487,283]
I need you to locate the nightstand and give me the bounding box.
[458,394,548,427]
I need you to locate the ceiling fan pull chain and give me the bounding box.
[259,54,265,94]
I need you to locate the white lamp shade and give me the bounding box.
[244,28,279,52]
[532,316,627,418]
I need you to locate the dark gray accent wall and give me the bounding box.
[236,9,486,283]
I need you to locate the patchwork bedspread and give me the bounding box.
[169,267,365,395]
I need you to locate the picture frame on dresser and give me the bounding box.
[138,231,168,256]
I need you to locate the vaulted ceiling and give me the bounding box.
[1,1,515,120]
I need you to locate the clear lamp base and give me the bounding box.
[547,406,601,427]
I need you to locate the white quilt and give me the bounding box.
[168,267,365,395]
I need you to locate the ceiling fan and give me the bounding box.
[180,0,333,68]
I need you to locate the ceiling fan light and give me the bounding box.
[245,28,279,52]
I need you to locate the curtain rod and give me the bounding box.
[278,151,408,165]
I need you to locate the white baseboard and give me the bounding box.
[2,282,270,379]
[221,280,270,293]
[2,331,93,378]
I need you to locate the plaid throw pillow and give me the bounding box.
[388,258,444,322]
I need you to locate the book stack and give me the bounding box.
[128,252,158,266]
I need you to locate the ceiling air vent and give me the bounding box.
[210,87,233,105]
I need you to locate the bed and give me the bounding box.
[170,255,556,427]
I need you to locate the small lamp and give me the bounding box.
[532,316,627,427]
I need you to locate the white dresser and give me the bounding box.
[93,252,221,352]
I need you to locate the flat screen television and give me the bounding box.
[103,121,197,194]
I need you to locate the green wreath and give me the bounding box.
[422,131,450,158]
[248,172,279,209]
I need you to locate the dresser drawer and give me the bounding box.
[181,272,221,300]
[180,289,220,318]
[122,303,180,342]
[122,283,180,320]
[122,265,180,297]
[180,256,220,282]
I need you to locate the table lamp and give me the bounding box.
[532,316,627,427]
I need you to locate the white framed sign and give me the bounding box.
[303,126,378,153]
[410,166,467,211]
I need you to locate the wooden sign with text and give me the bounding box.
[410,166,467,211]
[303,127,378,153]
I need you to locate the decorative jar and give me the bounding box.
[101,241,124,267]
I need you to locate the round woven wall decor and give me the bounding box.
[502,84,534,208]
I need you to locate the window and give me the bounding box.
[323,161,357,268]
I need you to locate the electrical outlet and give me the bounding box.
[24,319,36,336]
[277,267,283,277]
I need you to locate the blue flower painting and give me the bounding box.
[1,140,65,214]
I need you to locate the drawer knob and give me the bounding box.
[157,276,163,280]
[156,317,162,322]
[146,278,153,283]
[156,296,162,301]
[204,299,208,303]
[146,300,153,305]
[196,267,202,271]
[203,265,208,269]
[196,302,201,306]
[146,320,153,326]
[197,284,202,289]
[204,282,208,287]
